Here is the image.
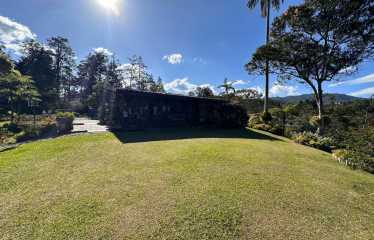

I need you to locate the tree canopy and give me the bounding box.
[246,0,374,132]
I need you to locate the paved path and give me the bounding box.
[72,118,109,133]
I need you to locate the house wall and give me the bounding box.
[113,90,248,130]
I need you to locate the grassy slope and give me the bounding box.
[0,129,373,240]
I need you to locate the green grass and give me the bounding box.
[0,128,373,240]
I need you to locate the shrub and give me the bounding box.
[292,131,334,152]
[333,149,374,173]
[3,122,22,133]
[248,114,263,128]
[309,115,331,128]
[56,112,75,134]
[261,111,272,123]
[252,123,272,132]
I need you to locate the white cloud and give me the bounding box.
[338,66,357,74]
[0,16,36,55]
[270,85,299,97]
[93,47,113,56]
[163,53,183,64]
[348,87,374,98]
[231,80,247,86]
[329,73,374,87]
[164,77,215,95]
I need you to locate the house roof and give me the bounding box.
[116,89,227,103]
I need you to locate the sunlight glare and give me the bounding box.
[96,0,121,16]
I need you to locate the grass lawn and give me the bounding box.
[1,129,374,239]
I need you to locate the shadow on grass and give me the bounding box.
[111,128,281,144]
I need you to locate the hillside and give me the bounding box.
[272,93,364,103]
[1,129,374,239]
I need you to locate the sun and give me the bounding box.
[96,0,121,16]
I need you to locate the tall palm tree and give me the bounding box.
[247,0,283,114]
[218,78,236,95]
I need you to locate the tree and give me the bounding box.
[46,36,76,104]
[77,50,108,111]
[194,86,215,98]
[149,76,165,93]
[0,47,12,76]
[247,0,284,114]
[235,88,263,100]
[0,69,39,122]
[17,40,56,110]
[124,55,149,90]
[218,78,236,95]
[246,0,374,133]
[98,55,123,123]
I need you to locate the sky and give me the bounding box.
[1,0,373,97]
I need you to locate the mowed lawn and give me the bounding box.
[1,129,374,240]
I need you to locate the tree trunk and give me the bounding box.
[316,81,324,135]
[264,0,271,114]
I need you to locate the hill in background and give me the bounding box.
[272,93,364,104]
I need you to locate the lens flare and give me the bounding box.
[96,0,120,16]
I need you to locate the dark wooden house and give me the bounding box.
[112,89,248,130]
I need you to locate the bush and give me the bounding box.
[56,112,75,121]
[292,131,334,152]
[248,114,263,128]
[56,112,75,134]
[252,123,272,132]
[333,149,374,173]
[3,122,22,133]
[261,111,272,123]
[309,115,331,128]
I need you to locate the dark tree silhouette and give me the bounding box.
[17,40,56,110]
[46,36,76,104]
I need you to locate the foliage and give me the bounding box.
[247,0,285,113]
[0,49,12,76]
[248,113,282,134]
[235,88,263,100]
[248,113,263,127]
[0,114,57,144]
[292,131,334,152]
[246,0,374,131]
[260,111,272,123]
[17,39,56,110]
[56,112,75,134]
[56,111,75,121]
[46,36,76,104]
[0,69,40,121]
[189,86,215,98]
[218,78,236,95]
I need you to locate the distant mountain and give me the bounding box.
[271,93,364,104]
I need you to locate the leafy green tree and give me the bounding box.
[149,76,165,93]
[247,0,284,114]
[194,86,215,98]
[17,40,56,110]
[0,47,12,76]
[125,55,149,90]
[246,0,374,133]
[0,70,39,122]
[46,36,76,103]
[98,56,124,123]
[77,50,108,111]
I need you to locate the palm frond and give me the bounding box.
[247,0,260,9]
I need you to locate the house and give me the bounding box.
[112,89,248,130]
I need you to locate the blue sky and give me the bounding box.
[1,0,373,97]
